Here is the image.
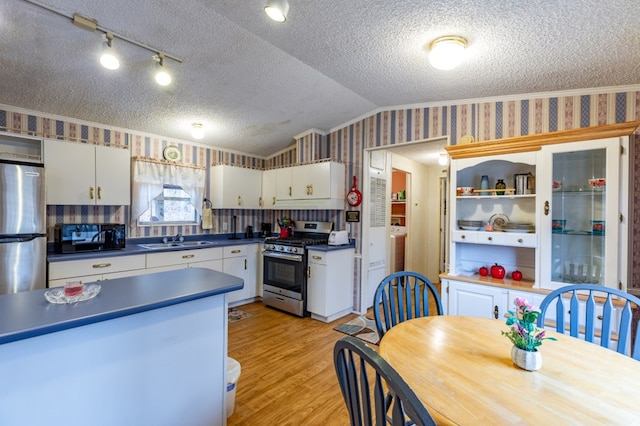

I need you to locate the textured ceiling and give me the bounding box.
[1,0,639,157]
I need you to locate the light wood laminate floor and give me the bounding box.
[227,302,360,425]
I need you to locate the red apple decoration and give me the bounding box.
[479,266,489,276]
[511,270,523,281]
[490,263,506,279]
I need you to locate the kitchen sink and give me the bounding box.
[138,241,217,250]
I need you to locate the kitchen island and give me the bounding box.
[0,267,243,426]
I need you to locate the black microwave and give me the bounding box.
[54,224,126,253]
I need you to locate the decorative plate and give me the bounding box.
[489,213,509,228]
[163,145,182,162]
[44,283,101,304]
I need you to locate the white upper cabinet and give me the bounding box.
[274,161,346,210]
[210,165,262,209]
[44,140,130,205]
[261,169,277,209]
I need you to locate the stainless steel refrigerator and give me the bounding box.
[0,160,46,294]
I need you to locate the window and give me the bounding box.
[131,157,205,226]
[138,184,197,224]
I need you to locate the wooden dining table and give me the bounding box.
[378,316,640,425]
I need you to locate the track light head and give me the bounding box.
[100,33,120,70]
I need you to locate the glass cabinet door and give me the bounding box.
[540,138,620,290]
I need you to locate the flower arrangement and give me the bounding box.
[502,297,556,351]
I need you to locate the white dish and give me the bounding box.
[163,145,182,161]
[44,283,101,304]
[502,228,535,233]
[459,226,483,230]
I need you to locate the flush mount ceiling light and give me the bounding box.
[264,0,289,22]
[99,33,120,70]
[191,123,204,140]
[153,53,172,86]
[438,153,449,166]
[428,36,467,71]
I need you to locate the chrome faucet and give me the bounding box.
[171,233,184,243]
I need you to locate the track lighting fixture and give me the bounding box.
[191,123,204,140]
[99,33,120,70]
[154,53,172,86]
[264,0,289,22]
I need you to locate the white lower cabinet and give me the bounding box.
[223,245,258,306]
[445,279,507,319]
[48,254,147,287]
[146,247,223,273]
[306,248,354,322]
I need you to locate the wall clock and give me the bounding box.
[163,145,182,162]
[346,175,362,207]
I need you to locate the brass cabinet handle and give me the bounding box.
[307,266,311,278]
[231,249,241,254]
[259,197,263,207]
[309,184,313,195]
[92,263,112,268]
[312,255,322,260]
[288,186,292,196]
[237,195,242,206]
[544,200,549,216]
[272,196,276,205]
[90,186,95,200]
[97,186,102,200]
[182,254,195,259]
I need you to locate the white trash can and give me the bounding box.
[226,357,241,417]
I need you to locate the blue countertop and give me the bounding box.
[47,235,355,261]
[0,267,243,345]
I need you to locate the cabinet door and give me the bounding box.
[539,138,621,290]
[307,261,328,315]
[45,140,95,205]
[224,255,249,304]
[95,145,130,205]
[448,281,506,319]
[261,169,277,209]
[211,166,262,209]
[292,163,332,199]
[275,167,292,200]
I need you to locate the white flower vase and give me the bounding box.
[511,346,542,371]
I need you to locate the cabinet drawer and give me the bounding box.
[224,245,247,258]
[146,247,222,268]
[49,254,146,280]
[476,233,506,245]
[308,251,327,265]
[451,230,478,243]
[504,233,537,248]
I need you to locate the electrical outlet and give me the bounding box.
[223,222,228,232]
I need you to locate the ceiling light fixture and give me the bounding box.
[99,33,120,70]
[154,53,172,86]
[438,153,449,166]
[264,0,289,22]
[191,123,204,140]
[428,36,467,71]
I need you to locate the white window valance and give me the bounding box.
[131,157,205,225]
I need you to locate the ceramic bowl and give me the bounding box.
[591,220,605,233]
[459,187,474,195]
[588,178,606,190]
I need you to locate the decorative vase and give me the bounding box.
[480,175,489,194]
[511,346,542,371]
[495,179,506,195]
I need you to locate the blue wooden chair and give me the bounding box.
[373,271,443,340]
[334,336,436,426]
[537,284,640,360]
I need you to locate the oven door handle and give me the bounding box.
[263,251,303,262]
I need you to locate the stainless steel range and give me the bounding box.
[262,221,333,317]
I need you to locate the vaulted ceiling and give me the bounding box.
[1,0,639,157]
